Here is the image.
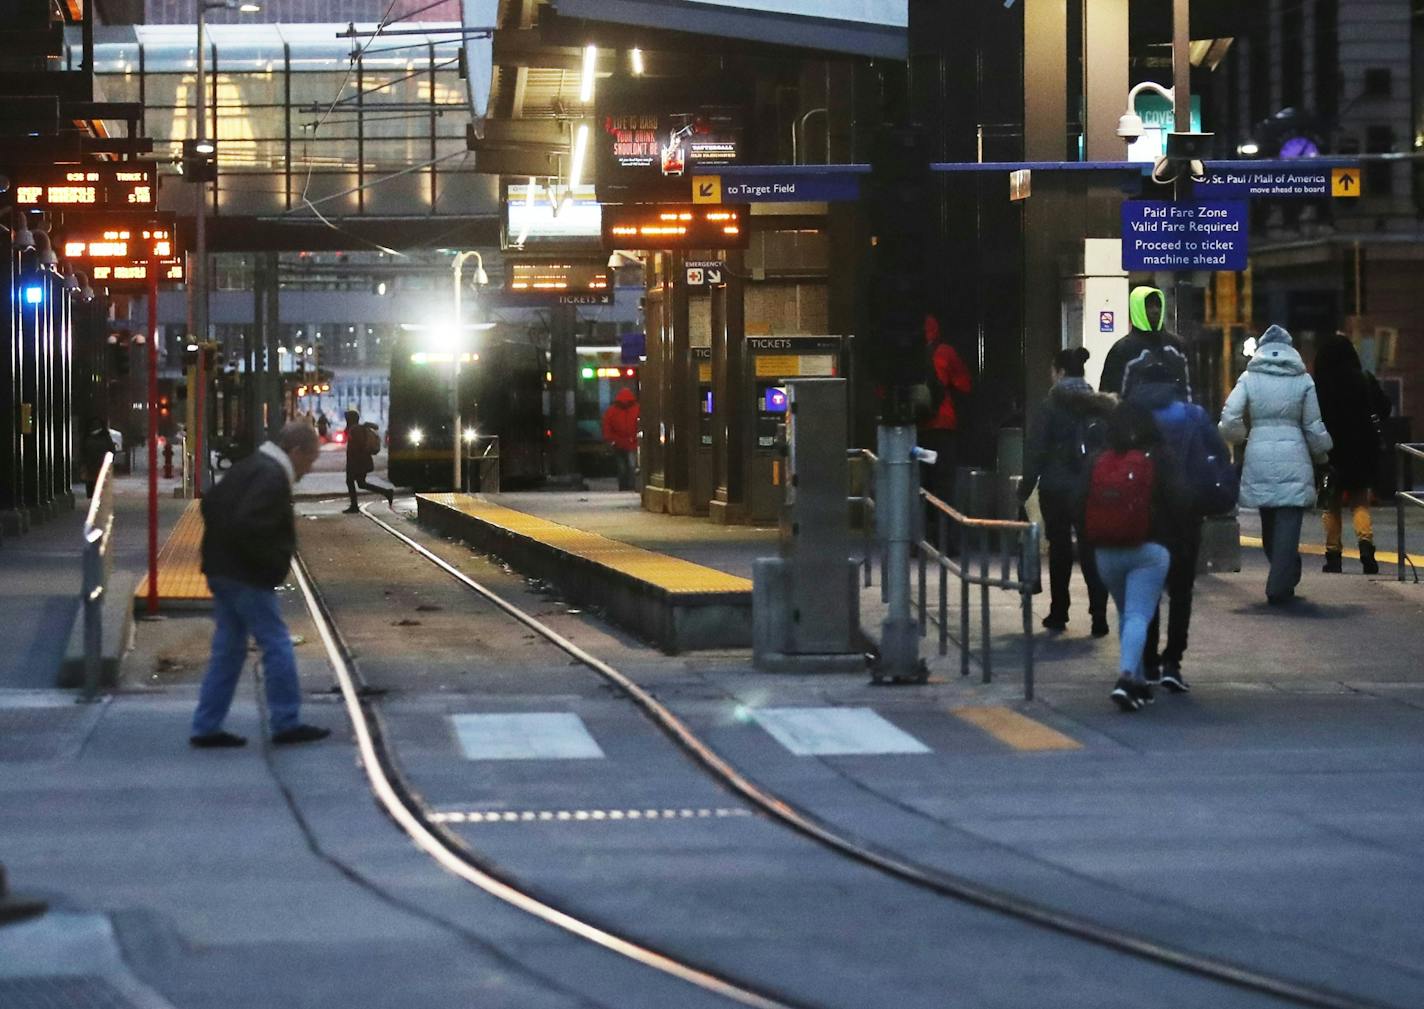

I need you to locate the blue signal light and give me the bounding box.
[23,286,43,305]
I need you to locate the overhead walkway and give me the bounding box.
[417,493,753,652]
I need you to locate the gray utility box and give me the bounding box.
[753,378,864,672]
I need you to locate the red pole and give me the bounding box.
[146,252,159,616]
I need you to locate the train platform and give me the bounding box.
[3,492,1423,1008]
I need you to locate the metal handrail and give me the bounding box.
[1395,443,1424,583]
[850,448,1042,698]
[81,453,116,700]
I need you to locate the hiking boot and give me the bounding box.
[1322,550,1342,573]
[1110,677,1141,712]
[1159,662,1190,694]
[1130,680,1155,706]
[1041,613,1067,632]
[271,725,331,746]
[190,731,247,749]
[1360,541,1379,576]
[1090,616,1110,638]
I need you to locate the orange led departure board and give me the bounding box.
[58,214,183,290]
[15,166,156,210]
[601,204,749,250]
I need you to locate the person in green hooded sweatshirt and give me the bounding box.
[1100,286,1192,403]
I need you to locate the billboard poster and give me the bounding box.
[595,78,747,201]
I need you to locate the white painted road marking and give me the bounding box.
[451,712,605,760]
[749,707,931,756]
[432,807,753,824]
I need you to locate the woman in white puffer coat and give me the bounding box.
[1219,325,1333,604]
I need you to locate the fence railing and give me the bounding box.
[81,452,116,700]
[851,449,1042,698]
[1396,443,1424,583]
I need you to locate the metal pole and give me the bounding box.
[1399,450,1407,583]
[451,252,465,491]
[874,424,920,681]
[146,250,159,616]
[194,7,208,496]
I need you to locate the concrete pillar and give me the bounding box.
[709,249,747,524]
[1083,0,1129,162]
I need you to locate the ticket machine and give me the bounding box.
[744,336,844,524]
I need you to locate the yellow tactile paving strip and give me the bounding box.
[951,706,1081,752]
[421,494,752,596]
[134,500,213,606]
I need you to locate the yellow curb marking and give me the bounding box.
[1239,535,1424,568]
[951,706,1081,752]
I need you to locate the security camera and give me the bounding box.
[1116,112,1145,144]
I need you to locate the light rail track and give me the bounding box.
[288,501,1399,1009]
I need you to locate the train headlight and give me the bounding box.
[408,427,424,446]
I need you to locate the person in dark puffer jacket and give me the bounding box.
[1313,334,1389,575]
[192,421,330,749]
[1020,347,1114,636]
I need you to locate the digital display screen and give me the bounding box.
[16,166,156,210]
[89,261,186,284]
[507,260,610,294]
[762,387,788,413]
[602,204,748,250]
[59,214,183,290]
[596,78,747,200]
[504,181,601,250]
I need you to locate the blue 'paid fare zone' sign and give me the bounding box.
[1121,201,1248,272]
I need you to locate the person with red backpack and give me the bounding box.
[1079,401,1188,712]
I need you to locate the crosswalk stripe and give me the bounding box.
[951,706,1081,751]
[450,712,605,760]
[750,707,931,756]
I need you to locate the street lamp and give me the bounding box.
[192,0,261,494]
[449,250,488,490]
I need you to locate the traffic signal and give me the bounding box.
[181,139,218,182]
[864,124,934,423]
[158,395,171,418]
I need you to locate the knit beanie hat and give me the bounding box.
[1259,324,1293,347]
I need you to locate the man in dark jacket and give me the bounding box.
[343,409,394,513]
[191,421,329,748]
[1314,333,1388,574]
[1100,286,1192,402]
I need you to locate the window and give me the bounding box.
[1365,125,1395,196]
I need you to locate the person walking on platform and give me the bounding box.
[1019,347,1112,636]
[343,408,393,513]
[191,421,329,748]
[316,412,330,442]
[1099,285,1191,402]
[1314,333,1390,575]
[918,314,973,510]
[1220,325,1333,605]
[1129,362,1239,693]
[1080,402,1186,712]
[602,388,640,491]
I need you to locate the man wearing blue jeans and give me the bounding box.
[191,421,329,748]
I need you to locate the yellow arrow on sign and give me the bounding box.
[1331,167,1361,197]
[692,175,721,204]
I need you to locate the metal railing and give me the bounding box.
[461,434,501,493]
[81,452,116,700]
[851,449,1042,698]
[1396,443,1424,583]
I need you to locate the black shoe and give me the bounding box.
[342,505,360,514]
[386,489,395,507]
[1130,680,1155,706]
[1322,550,1342,573]
[1360,541,1379,576]
[1143,663,1161,684]
[1159,662,1190,694]
[190,731,247,748]
[1090,617,1110,638]
[1041,613,1067,632]
[1110,677,1141,712]
[271,724,331,745]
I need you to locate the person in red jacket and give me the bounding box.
[918,314,972,510]
[602,387,640,491]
